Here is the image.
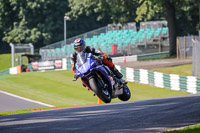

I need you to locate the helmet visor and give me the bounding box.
[74,45,85,53]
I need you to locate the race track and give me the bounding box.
[0,91,53,112]
[0,94,200,133]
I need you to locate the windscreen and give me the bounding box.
[76,51,87,67]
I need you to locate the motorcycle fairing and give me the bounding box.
[76,53,95,77]
[76,53,113,90]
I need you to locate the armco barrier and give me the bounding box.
[0,69,9,75]
[137,51,169,61]
[0,66,21,75]
[116,65,200,94]
[112,55,137,64]
[0,59,73,75]
[112,51,169,64]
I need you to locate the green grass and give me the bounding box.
[153,64,192,76]
[0,107,53,116]
[163,124,200,133]
[0,53,28,71]
[0,70,189,115]
[0,71,97,106]
[0,54,11,71]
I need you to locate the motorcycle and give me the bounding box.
[73,52,131,103]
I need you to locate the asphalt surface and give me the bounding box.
[0,94,200,133]
[0,91,52,112]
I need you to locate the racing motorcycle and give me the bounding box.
[73,51,131,103]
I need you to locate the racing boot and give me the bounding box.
[110,65,123,79]
[110,65,126,85]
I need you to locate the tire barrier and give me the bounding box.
[116,65,200,94]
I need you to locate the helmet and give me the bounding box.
[73,38,86,53]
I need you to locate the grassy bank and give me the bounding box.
[0,54,11,71]
[0,54,28,71]
[153,64,192,76]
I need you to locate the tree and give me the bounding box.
[0,0,110,52]
[0,0,69,48]
[1,0,198,53]
[67,0,139,24]
[68,0,199,56]
[136,0,199,56]
[3,18,42,44]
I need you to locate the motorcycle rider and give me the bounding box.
[70,38,125,84]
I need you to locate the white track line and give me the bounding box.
[0,90,54,107]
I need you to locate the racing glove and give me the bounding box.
[92,55,104,61]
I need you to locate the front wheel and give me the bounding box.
[118,85,131,101]
[89,77,111,103]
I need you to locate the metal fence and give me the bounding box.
[177,36,194,59]
[40,26,107,60]
[39,21,169,61]
[140,20,167,29]
[41,26,107,49]
[192,37,200,77]
[9,43,34,67]
[39,24,138,60]
[107,22,137,31]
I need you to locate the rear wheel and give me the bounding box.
[89,77,111,103]
[118,85,131,101]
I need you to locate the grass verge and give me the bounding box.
[163,124,200,133]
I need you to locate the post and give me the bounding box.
[9,43,14,67]
[184,36,186,59]
[176,37,179,59]
[192,37,196,76]
[177,37,182,59]
[199,1,200,29]
[29,43,34,54]
[64,16,70,45]
[18,54,22,66]
[64,16,66,45]
[159,38,161,52]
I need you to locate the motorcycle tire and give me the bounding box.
[118,85,131,101]
[89,77,111,103]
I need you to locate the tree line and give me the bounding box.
[0,0,199,55]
